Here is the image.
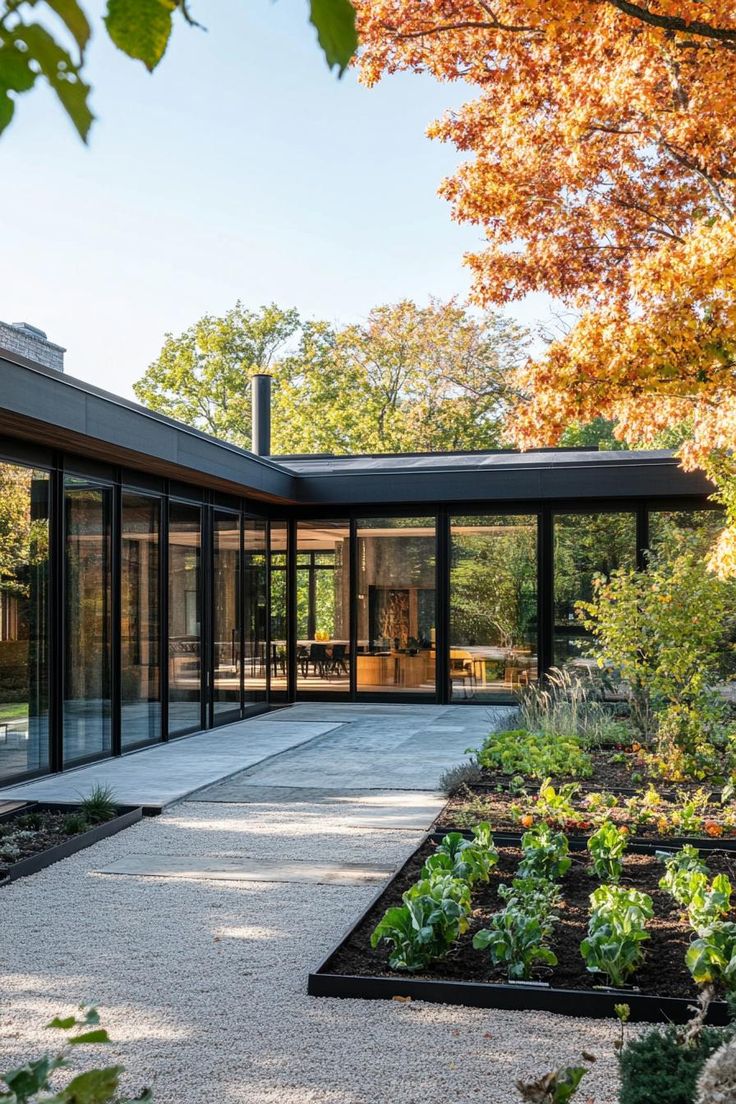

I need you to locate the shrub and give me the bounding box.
[473,728,592,780]
[578,552,734,778]
[697,1037,736,1104]
[619,1023,730,1104]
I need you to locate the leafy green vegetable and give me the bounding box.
[688,873,733,934]
[370,874,472,972]
[657,845,710,906]
[587,820,628,882]
[686,922,736,989]
[423,824,498,885]
[518,824,571,881]
[581,884,653,988]
[474,905,558,981]
[472,728,592,780]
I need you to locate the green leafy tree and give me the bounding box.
[0,0,357,141]
[135,298,529,455]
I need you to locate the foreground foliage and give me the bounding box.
[0,1005,150,1102]
[0,0,357,140]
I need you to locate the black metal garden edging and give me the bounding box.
[307,832,731,1025]
[0,802,143,885]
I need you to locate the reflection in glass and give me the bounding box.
[450,515,537,700]
[121,492,160,747]
[649,509,724,562]
[296,521,350,691]
[64,477,112,764]
[356,518,436,693]
[213,510,241,720]
[244,518,267,701]
[553,512,636,666]
[0,463,50,781]
[169,501,202,734]
[269,521,288,693]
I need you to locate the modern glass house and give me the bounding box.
[0,345,721,785]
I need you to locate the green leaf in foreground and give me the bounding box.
[11,23,93,140]
[45,0,92,53]
[309,0,357,76]
[104,0,176,72]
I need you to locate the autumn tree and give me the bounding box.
[133,298,528,454]
[355,0,736,572]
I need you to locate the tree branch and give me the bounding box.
[602,0,736,48]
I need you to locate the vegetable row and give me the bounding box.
[370,821,736,993]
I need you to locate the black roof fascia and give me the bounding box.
[0,353,297,503]
[290,454,713,506]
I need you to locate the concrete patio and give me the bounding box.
[0,703,511,812]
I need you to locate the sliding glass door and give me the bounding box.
[168,500,202,735]
[121,492,161,748]
[212,509,241,723]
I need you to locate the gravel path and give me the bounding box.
[0,798,623,1103]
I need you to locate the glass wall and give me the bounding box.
[553,511,637,667]
[121,492,161,748]
[168,501,202,735]
[213,510,241,721]
[64,476,112,765]
[649,509,724,562]
[450,515,538,699]
[296,521,350,692]
[356,517,436,693]
[0,462,50,782]
[244,517,268,701]
[270,521,288,694]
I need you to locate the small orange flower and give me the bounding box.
[520,814,534,829]
[631,742,641,753]
[619,825,629,835]
[705,821,724,838]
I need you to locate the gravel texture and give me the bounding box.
[0,797,624,1103]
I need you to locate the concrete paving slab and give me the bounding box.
[0,718,343,809]
[96,854,396,885]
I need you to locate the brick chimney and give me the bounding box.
[0,320,65,372]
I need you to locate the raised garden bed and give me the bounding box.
[437,783,736,846]
[0,802,144,884]
[308,832,732,1024]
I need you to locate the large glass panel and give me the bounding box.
[213,510,241,721]
[64,476,112,764]
[649,509,724,562]
[553,512,637,667]
[0,462,50,782]
[121,492,160,748]
[244,518,267,701]
[356,517,436,694]
[296,521,350,692]
[269,521,288,694]
[168,501,202,734]
[450,515,538,700]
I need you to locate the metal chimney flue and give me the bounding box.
[251,373,271,456]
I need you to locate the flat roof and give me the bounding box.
[0,353,715,507]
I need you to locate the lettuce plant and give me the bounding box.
[518,824,571,881]
[581,885,653,988]
[473,905,558,980]
[686,922,736,989]
[371,874,472,971]
[688,874,733,934]
[471,729,592,780]
[657,846,710,907]
[587,821,628,882]
[424,823,498,885]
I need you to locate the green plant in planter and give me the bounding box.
[423,824,498,885]
[587,820,628,882]
[473,905,558,981]
[471,729,592,780]
[0,1004,151,1103]
[79,783,117,824]
[688,874,733,934]
[658,846,710,907]
[62,813,88,835]
[371,874,472,971]
[580,884,653,988]
[518,824,571,880]
[687,923,736,988]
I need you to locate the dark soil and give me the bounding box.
[0,808,111,876]
[326,840,736,999]
[436,785,735,841]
